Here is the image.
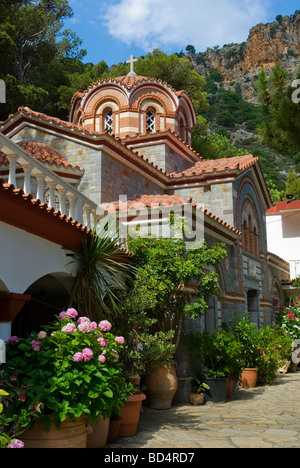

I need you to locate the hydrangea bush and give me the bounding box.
[274,296,300,342]
[1,309,133,434]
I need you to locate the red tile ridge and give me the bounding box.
[169,154,258,179]
[266,199,300,214]
[100,194,241,235]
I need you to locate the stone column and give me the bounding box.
[7,155,18,187]
[36,173,45,203]
[22,164,32,195]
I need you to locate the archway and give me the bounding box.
[11,273,73,337]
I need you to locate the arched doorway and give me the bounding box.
[11,273,72,337]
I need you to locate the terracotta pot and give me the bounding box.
[20,416,87,448]
[189,393,205,405]
[226,378,234,399]
[145,364,178,409]
[86,415,109,448]
[119,392,146,437]
[240,368,258,388]
[107,418,121,443]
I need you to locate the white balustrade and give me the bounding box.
[0,133,98,229]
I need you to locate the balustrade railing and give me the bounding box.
[0,133,98,229]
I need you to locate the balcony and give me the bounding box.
[0,133,98,229]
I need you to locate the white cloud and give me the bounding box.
[101,0,270,52]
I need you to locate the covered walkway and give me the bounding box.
[109,371,300,448]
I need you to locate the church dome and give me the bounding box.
[69,58,196,145]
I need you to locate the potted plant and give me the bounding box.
[186,375,210,405]
[230,315,261,388]
[142,330,177,410]
[1,309,134,448]
[186,330,242,402]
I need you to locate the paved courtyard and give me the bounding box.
[109,370,300,448]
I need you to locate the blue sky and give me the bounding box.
[64,0,300,66]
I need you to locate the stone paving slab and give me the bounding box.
[108,371,300,449]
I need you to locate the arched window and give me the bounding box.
[179,118,185,140]
[104,109,113,134]
[146,109,155,132]
[241,199,260,257]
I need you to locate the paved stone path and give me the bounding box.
[109,371,300,448]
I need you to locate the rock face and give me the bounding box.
[193,14,300,102]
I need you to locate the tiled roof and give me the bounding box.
[266,200,300,214]
[170,155,258,179]
[78,75,181,95]
[100,194,241,235]
[101,194,188,213]
[0,107,172,181]
[0,140,83,172]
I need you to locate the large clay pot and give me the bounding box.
[119,392,146,437]
[145,364,178,409]
[86,415,109,448]
[240,368,258,388]
[21,416,87,448]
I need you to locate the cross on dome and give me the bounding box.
[126,55,138,76]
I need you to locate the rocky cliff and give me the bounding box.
[192,13,300,102]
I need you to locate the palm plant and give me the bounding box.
[64,226,134,322]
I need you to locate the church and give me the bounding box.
[0,56,290,347]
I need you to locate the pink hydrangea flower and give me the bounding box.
[59,311,67,319]
[31,340,42,352]
[99,320,112,331]
[77,316,90,324]
[61,323,77,333]
[98,354,106,363]
[78,321,93,333]
[97,338,107,347]
[82,348,93,361]
[65,308,78,318]
[37,331,47,340]
[115,336,125,344]
[73,352,84,362]
[91,322,97,329]
[7,439,24,448]
[6,336,19,344]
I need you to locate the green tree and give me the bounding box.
[285,171,300,200]
[0,0,86,119]
[256,64,300,154]
[191,131,249,160]
[124,236,227,351]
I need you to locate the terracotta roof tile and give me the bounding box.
[266,200,300,214]
[100,194,241,235]
[170,155,258,179]
[0,140,83,172]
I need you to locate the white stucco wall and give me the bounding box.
[0,221,75,294]
[266,211,300,279]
